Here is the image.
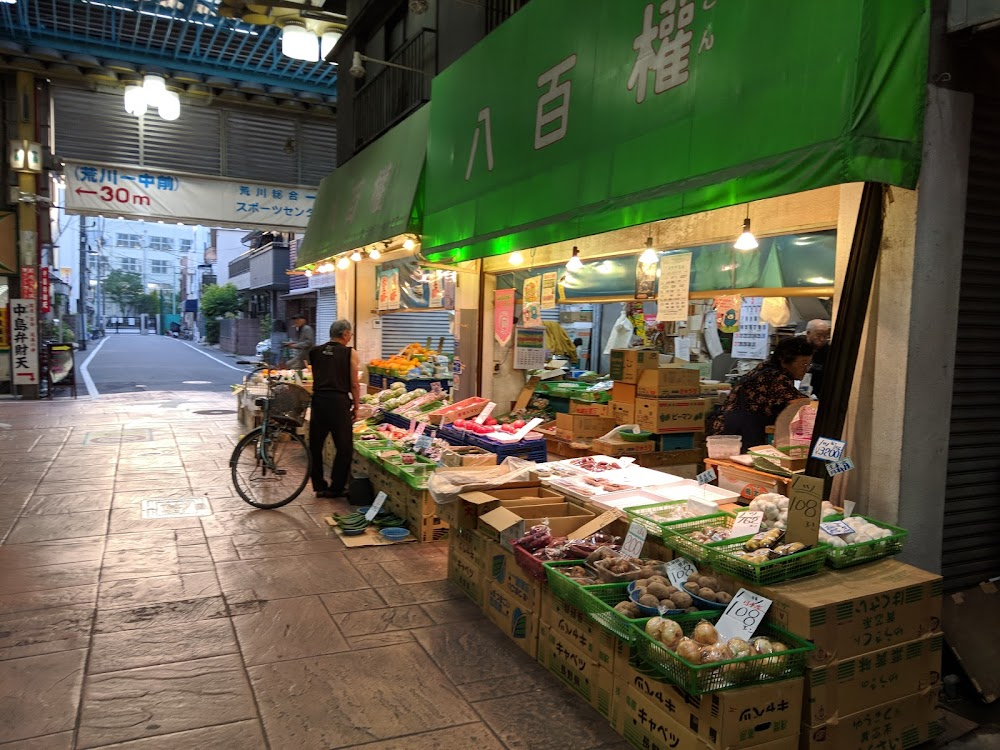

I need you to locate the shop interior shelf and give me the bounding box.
[631,612,814,695]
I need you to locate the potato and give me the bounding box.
[715,591,733,604]
[684,581,701,594]
[659,598,675,611]
[647,582,672,600]
[697,576,719,590]
[698,587,717,600]
[669,591,693,609]
[639,594,660,608]
[614,601,641,617]
[663,585,678,596]
[686,572,701,583]
[634,578,651,589]
[648,575,669,586]
[632,586,648,599]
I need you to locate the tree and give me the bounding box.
[200,282,241,344]
[103,269,145,317]
[136,291,160,316]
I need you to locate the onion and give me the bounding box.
[693,620,719,646]
[700,645,727,663]
[676,637,703,664]
[751,636,774,655]
[726,637,753,659]
[659,619,683,649]
[645,617,666,639]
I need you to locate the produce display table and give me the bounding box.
[350,448,447,543]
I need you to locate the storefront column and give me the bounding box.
[843,85,972,573]
[15,71,40,398]
[453,261,481,401]
[349,262,381,371]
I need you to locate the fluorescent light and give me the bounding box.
[304,269,313,277]
[282,23,319,62]
[638,237,657,265]
[158,90,180,121]
[805,276,834,285]
[143,74,167,107]
[734,218,758,251]
[321,30,342,59]
[509,251,523,266]
[566,246,583,272]
[123,85,147,116]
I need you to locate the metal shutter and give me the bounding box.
[299,118,338,186]
[942,95,1000,590]
[225,111,298,184]
[315,288,338,343]
[143,106,222,175]
[53,87,141,165]
[381,311,455,358]
[541,308,561,322]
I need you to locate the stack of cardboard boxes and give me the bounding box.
[608,349,708,464]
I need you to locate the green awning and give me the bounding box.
[422,0,928,263]
[297,104,429,267]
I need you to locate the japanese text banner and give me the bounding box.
[64,162,316,229]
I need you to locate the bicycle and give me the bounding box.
[229,360,312,509]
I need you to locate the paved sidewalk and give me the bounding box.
[0,392,627,750]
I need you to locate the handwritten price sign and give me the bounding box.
[825,457,855,476]
[786,474,824,547]
[716,588,773,641]
[811,437,846,461]
[820,520,854,536]
[696,468,717,485]
[666,557,698,588]
[730,511,764,538]
[620,521,648,559]
[365,491,388,521]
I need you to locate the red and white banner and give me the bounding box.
[10,299,38,384]
[20,266,36,301]
[494,288,515,347]
[39,267,50,313]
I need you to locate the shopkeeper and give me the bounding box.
[708,337,814,453]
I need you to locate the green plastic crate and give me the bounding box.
[398,463,436,490]
[542,560,600,611]
[626,502,734,537]
[661,515,745,564]
[577,583,707,644]
[709,541,830,585]
[631,612,814,694]
[821,514,908,569]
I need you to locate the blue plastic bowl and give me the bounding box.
[627,581,682,616]
[342,527,367,537]
[379,527,410,541]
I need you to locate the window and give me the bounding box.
[179,239,193,253]
[149,236,173,252]
[119,257,140,273]
[150,260,170,275]
[116,233,142,248]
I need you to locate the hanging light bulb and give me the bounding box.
[123,85,147,117]
[321,30,343,59]
[566,246,584,272]
[734,217,758,250]
[142,73,167,107]
[403,237,416,251]
[304,269,313,277]
[157,90,180,121]
[368,245,381,260]
[350,248,363,262]
[337,255,351,270]
[281,21,320,62]
[638,237,658,265]
[509,251,524,266]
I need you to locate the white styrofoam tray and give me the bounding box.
[644,478,740,506]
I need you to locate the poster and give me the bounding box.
[428,271,444,308]
[0,307,8,348]
[714,295,741,333]
[39,267,50,313]
[10,299,39,385]
[704,312,724,358]
[541,271,557,309]
[20,266,36,300]
[656,253,692,321]
[731,296,770,360]
[377,268,400,311]
[494,288,515,346]
[513,327,547,370]
[522,274,542,327]
[635,258,657,300]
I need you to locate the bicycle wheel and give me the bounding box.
[230,426,311,509]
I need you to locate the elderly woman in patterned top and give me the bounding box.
[708,337,814,453]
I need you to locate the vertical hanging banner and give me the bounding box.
[656,253,692,321]
[635,259,657,301]
[428,271,444,308]
[20,266,37,300]
[541,271,558,309]
[494,288,516,346]
[731,296,770,359]
[513,326,547,370]
[377,268,400,311]
[522,274,542,327]
[10,299,39,385]
[39,267,51,313]
[0,307,8,349]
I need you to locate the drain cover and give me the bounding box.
[194,409,236,415]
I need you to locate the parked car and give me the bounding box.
[255,339,271,358]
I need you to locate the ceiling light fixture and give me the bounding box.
[281,20,319,62]
[566,246,583,272]
[158,90,181,121]
[509,251,523,266]
[337,255,351,270]
[350,248,363,262]
[402,237,416,251]
[123,85,147,116]
[734,206,758,251]
[368,245,381,260]
[638,236,658,265]
[142,73,167,107]
[320,30,343,59]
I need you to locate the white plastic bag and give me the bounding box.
[760,297,791,327]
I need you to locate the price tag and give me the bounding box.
[666,557,698,588]
[414,434,433,452]
[786,474,824,547]
[365,491,388,522]
[843,500,856,519]
[715,588,773,641]
[511,417,543,441]
[474,402,497,425]
[619,521,647,559]
[825,457,855,476]
[696,468,717,485]
[414,421,426,436]
[820,520,854,536]
[730,510,764,538]
[811,437,846,461]
[408,420,417,434]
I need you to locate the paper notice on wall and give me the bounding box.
[513,327,547,370]
[541,272,557,309]
[704,313,724,359]
[656,253,692,322]
[674,336,691,361]
[377,268,400,311]
[731,296,770,360]
[522,275,543,327]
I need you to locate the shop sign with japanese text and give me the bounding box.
[10,299,38,384]
[20,266,36,300]
[39,267,51,313]
[64,162,316,229]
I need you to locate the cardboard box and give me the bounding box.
[637,365,702,398]
[538,624,615,717]
[450,483,555,531]
[441,446,497,467]
[612,382,638,403]
[592,435,657,457]
[804,633,942,725]
[539,588,621,670]
[484,542,544,612]
[478,502,595,550]
[449,527,490,573]
[485,581,539,659]
[801,688,942,750]
[560,309,594,323]
[756,560,943,666]
[569,400,612,417]
[447,548,486,606]
[610,349,660,383]
[635,398,708,434]
[428,396,490,425]
[433,466,540,529]
[611,400,636,424]
[555,412,617,440]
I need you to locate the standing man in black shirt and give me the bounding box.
[308,319,360,499]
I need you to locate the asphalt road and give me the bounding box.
[82,334,255,395]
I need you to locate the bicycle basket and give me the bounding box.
[269,382,311,421]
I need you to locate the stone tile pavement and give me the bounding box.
[0,392,629,750]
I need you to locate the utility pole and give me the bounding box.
[77,218,87,351]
